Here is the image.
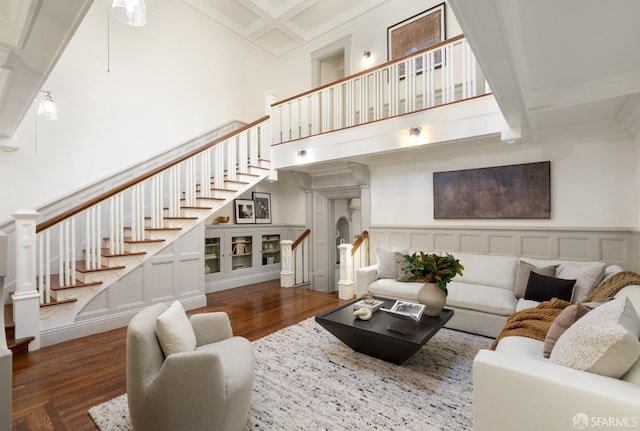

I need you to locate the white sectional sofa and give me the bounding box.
[355,248,640,430]
[474,284,640,431]
[355,250,621,338]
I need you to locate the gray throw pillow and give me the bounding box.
[514,260,558,298]
[395,252,412,282]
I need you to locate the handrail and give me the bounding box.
[351,230,368,256]
[272,34,465,107]
[36,115,270,233]
[292,229,311,250]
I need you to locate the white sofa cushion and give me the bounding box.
[550,297,640,378]
[450,252,518,290]
[515,298,541,312]
[494,336,546,361]
[368,278,422,301]
[447,282,517,316]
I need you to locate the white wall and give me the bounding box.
[0,0,278,224]
[369,133,637,228]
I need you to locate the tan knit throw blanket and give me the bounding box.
[490,270,640,350]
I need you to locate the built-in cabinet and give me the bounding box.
[205,225,285,292]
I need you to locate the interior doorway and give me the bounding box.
[311,35,351,88]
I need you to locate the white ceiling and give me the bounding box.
[180,0,388,56]
[449,0,640,138]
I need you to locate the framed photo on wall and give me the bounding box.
[234,199,256,224]
[252,192,272,224]
[387,3,446,66]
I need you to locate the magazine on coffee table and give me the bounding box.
[381,300,426,323]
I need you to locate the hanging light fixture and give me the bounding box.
[37,91,58,120]
[112,0,147,27]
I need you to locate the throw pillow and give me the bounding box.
[395,252,412,282]
[514,260,558,298]
[375,247,407,279]
[543,303,590,358]
[550,297,640,378]
[556,262,606,303]
[155,301,197,357]
[524,271,576,302]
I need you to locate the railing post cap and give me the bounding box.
[13,209,39,218]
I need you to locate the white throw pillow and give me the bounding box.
[550,297,640,378]
[155,301,196,357]
[556,262,606,303]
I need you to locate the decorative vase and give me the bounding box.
[417,283,446,317]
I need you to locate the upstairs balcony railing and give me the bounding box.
[271,34,489,144]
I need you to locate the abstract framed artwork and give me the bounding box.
[252,192,272,224]
[433,161,551,219]
[387,3,446,65]
[234,199,256,224]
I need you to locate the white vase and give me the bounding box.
[417,283,446,317]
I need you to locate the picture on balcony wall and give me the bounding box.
[387,3,446,71]
[252,192,272,224]
[235,199,256,224]
[433,161,551,219]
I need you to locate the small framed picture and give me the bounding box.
[252,192,272,224]
[234,199,255,224]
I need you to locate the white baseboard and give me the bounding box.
[39,295,207,348]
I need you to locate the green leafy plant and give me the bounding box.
[403,252,464,296]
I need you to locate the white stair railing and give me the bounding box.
[281,229,310,287]
[272,35,488,144]
[13,116,270,348]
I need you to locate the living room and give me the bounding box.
[2,0,640,429]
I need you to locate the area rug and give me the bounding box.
[89,318,491,430]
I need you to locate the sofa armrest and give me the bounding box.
[355,265,378,298]
[473,349,640,431]
[190,312,233,346]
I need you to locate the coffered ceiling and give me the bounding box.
[180,0,388,56]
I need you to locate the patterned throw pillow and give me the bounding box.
[550,297,640,378]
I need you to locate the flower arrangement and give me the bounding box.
[403,252,464,296]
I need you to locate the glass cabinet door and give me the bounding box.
[261,234,280,265]
[204,237,221,275]
[231,235,253,270]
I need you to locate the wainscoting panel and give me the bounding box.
[369,226,638,271]
[521,235,551,258]
[460,234,482,253]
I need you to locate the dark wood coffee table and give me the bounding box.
[315,296,454,365]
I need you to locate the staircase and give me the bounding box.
[11,116,273,349]
[3,305,33,358]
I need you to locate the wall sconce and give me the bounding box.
[361,50,373,68]
[408,126,422,144]
[37,90,58,120]
[296,149,307,158]
[112,0,147,27]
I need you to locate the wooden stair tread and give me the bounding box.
[99,248,146,257]
[211,187,237,192]
[75,261,125,273]
[122,237,164,244]
[173,204,213,209]
[224,180,250,185]
[40,298,77,307]
[8,336,35,349]
[124,226,182,232]
[40,278,103,291]
[197,197,225,201]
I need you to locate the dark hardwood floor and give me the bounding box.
[11,280,343,430]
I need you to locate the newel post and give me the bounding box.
[280,240,294,288]
[12,210,41,350]
[338,243,355,300]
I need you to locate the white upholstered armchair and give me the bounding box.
[126,302,254,431]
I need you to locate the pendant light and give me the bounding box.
[37,91,58,120]
[112,0,147,27]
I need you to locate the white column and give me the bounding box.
[12,210,41,350]
[338,243,354,300]
[280,240,294,287]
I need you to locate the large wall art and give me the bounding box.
[433,161,551,219]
